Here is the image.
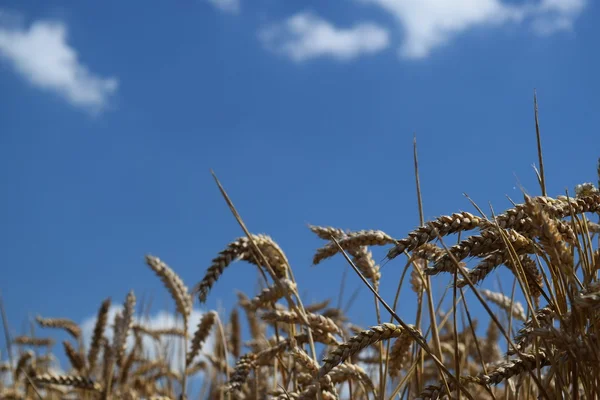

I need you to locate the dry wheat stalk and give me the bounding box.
[514,254,544,299]
[319,323,416,378]
[132,325,186,340]
[33,372,102,391]
[245,279,297,311]
[393,194,600,263]
[254,337,293,366]
[414,381,460,400]
[310,225,382,287]
[321,308,349,329]
[291,346,319,376]
[388,330,414,376]
[0,362,12,373]
[525,196,574,272]
[261,309,341,335]
[481,320,501,364]
[456,249,541,291]
[410,257,428,294]
[186,311,216,366]
[328,363,376,395]
[226,353,256,393]
[113,290,136,368]
[528,326,593,357]
[388,212,484,260]
[229,308,241,359]
[63,341,85,372]
[0,388,24,400]
[305,299,331,313]
[296,374,339,400]
[145,255,192,322]
[118,345,138,386]
[425,229,533,276]
[132,360,168,378]
[410,243,447,264]
[13,336,54,347]
[314,230,395,265]
[35,316,81,339]
[351,245,382,289]
[186,360,207,376]
[194,234,288,303]
[550,193,600,216]
[101,338,113,385]
[480,289,527,321]
[476,350,551,386]
[575,282,600,309]
[237,292,266,344]
[309,225,348,240]
[291,331,341,347]
[14,351,33,382]
[88,297,111,372]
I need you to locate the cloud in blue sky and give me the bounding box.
[530,0,586,35]
[259,12,390,62]
[207,0,240,14]
[0,13,118,113]
[261,0,586,61]
[0,0,587,116]
[363,0,586,59]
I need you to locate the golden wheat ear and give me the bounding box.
[35,316,81,340]
[145,255,192,323]
[88,297,111,373]
[186,311,216,367]
[193,234,289,304]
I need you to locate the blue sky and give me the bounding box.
[1,0,599,358]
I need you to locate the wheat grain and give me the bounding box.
[229,308,241,359]
[388,330,413,376]
[319,323,415,378]
[388,212,483,260]
[261,309,341,335]
[33,373,102,391]
[13,336,54,347]
[88,297,111,372]
[194,234,288,303]
[226,353,256,393]
[314,230,396,265]
[35,316,81,339]
[113,290,136,368]
[480,289,527,321]
[187,311,216,366]
[14,350,33,382]
[245,279,297,311]
[145,255,192,322]
[63,341,85,372]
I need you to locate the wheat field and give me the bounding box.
[1,127,600,399]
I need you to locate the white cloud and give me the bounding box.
[362,0,587,59]
[0,15,118,113]
[259,12,390,62]
[531,0,586,35]
[537,0,586,14]
[207,0,240,14]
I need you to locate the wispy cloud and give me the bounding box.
[207,0,240,14]
[259,12,390,62]
[531,0,586,35]
[362,0,587,59]
[0,13,118,113]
